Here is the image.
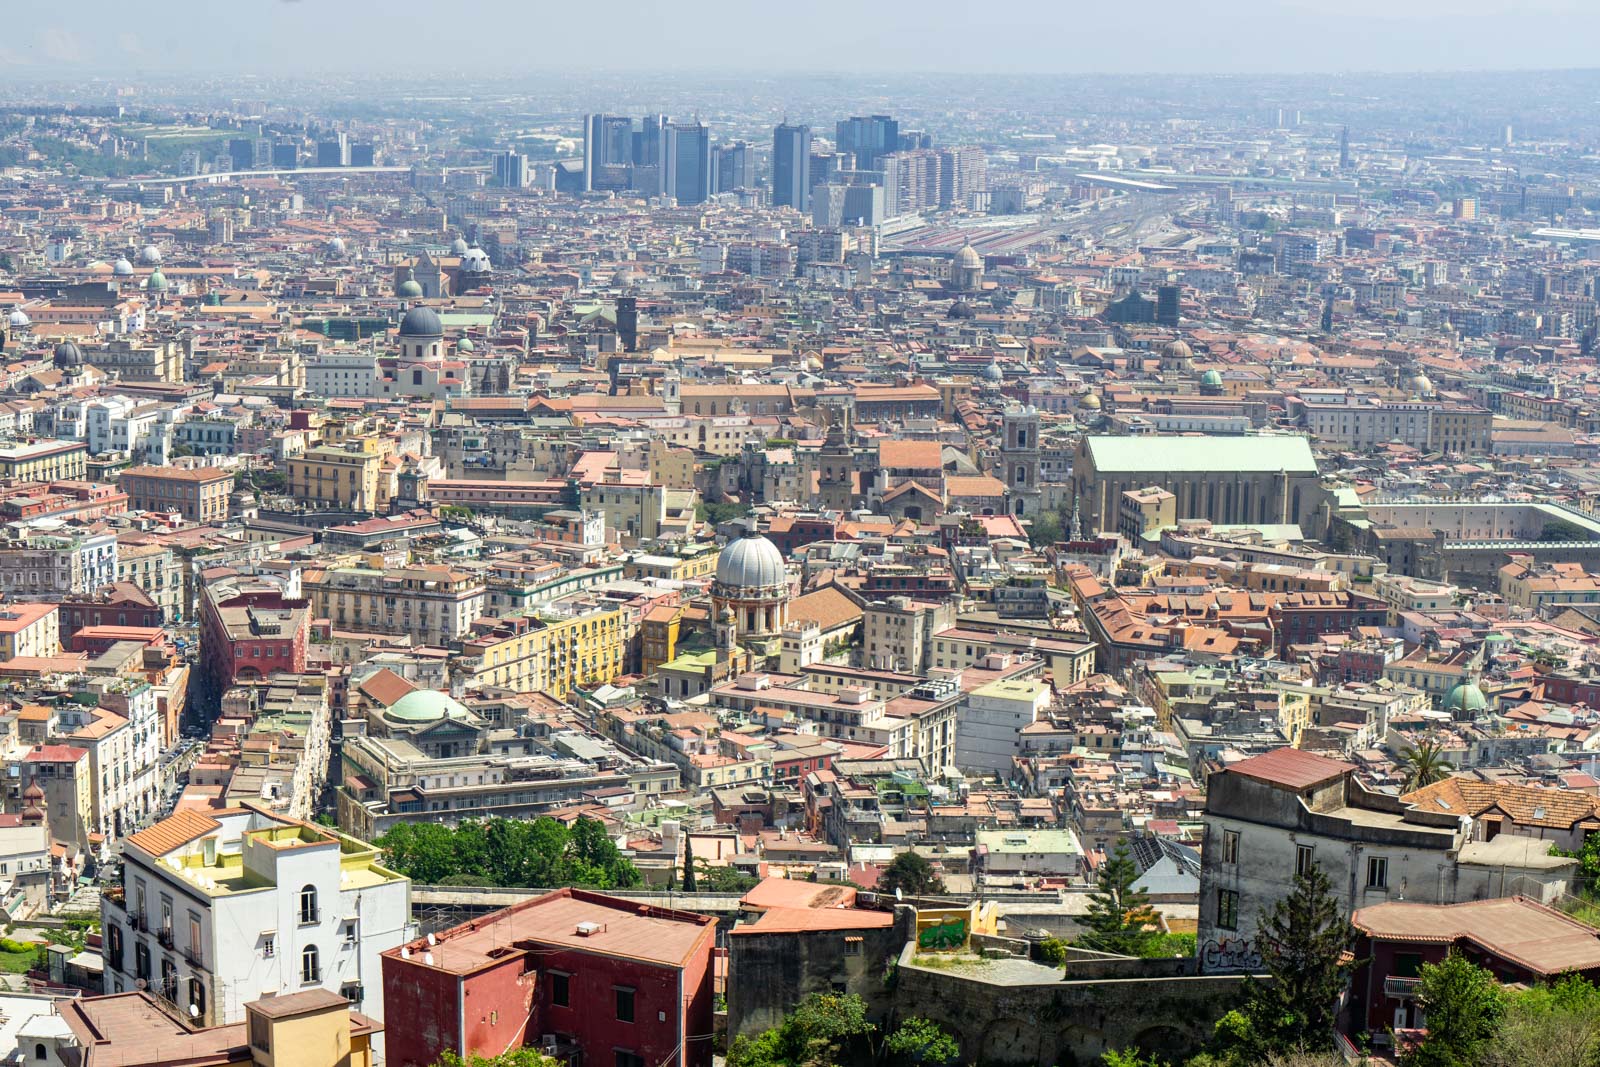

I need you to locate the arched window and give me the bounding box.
[301,945,320,985]
[299,885,318,925]
[34,1043,45,1060]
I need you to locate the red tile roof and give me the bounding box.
[1226,747,1355,791]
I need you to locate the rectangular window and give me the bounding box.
[1367,856,1388,889]
[615,987,635,1023]
[1217,889,1239,931]
[1221,829,1239,865]
[1395,952,1422,978]
[1295,844,1316,879]
[551,972,570,1007]
[616,1053,644,1067]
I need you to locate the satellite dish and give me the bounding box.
[134,979,147,991]
[189,1004,199,1018]
[401,947,411,959]
[426,933,437,946]
[423,952,435,966]
[895,887,903,901]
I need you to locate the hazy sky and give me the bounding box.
[5,0,1597,77]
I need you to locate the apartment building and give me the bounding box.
[101,806,410,1027]
[118,465,234,523]
[305,564,485,647]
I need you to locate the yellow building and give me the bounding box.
[288,439,386,512]
[624,543,720,582]
[0,439,87,482]
[53,987,378,1067]
[456,600,626,699]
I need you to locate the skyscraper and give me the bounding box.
[713,142,755,194]
[582,114,634,192]
[493,150,528,189]
[664,121,712,205]
[772,123,812,211]
[836,115,899,171]
[1339,126,1351,170]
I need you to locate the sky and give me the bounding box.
[4,0,1597,77]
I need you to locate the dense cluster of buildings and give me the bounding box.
[0,65,1598,1067]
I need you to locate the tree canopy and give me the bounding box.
[1077,841,1161,956]
[727,993,875,1067]
[885,1018,960,1067]
[1214,864,1355,1062]
[377,815,641,890]
[876,851,946,897]
[1402,951,1507,1067]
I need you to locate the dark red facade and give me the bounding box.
[382,890,717,1067]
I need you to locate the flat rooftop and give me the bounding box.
[389,888,713,975]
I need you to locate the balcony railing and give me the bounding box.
[1384,975,1421,998]
[157,927,174,950]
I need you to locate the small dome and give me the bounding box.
[399,305,443,337]
[138,244,162,266]
[53,342,82,370]
[8,309,29,328]
[450,237,470,255]
[457,337,475,353]
[396,267,424,299]
[1162,339,1192,360]
[948,300,976,320]
[385,689,471,723]
[1406,373,1434,396]
[1200,369,1224,387]
[326,237,346,255]
[983,361,1005,382]
[460,246,492,273]
[1079,392,1102,410]
[715,529,787,593]
[146,269,168,292]
[22,782,43,801]
[955,244,982,270]
[112,257,134,277]
[1443,682,1487,714]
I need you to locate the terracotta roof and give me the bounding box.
[1226,747,1355,791]
[740,877,857,911]
[125,808,220,857]
[788,586,863,633]
[356,667,416,708]
[1353,897,1600,976]
[1403,778,1600,830]
[730,905,894,934]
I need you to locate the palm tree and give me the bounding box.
[1400,739,1455,791]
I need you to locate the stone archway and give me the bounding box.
[981,1016,1041,1066]
[1131,1024,1190,1064]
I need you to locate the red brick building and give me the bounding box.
[58,582,163,638]
[197,575,310,691]
[382,889,717,1067]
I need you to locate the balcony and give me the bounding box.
[1384,975,1420,998]
[157,927,175,950]
[185,947,204,970]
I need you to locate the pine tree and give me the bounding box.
[1078,841,1159,956]
[1235,862,1357,1056]
[681,832,697,892]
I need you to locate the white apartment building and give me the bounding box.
[955,677,1050,775]
[55,679,162,839]
[101,806,410,1028]
[307,351,380,398]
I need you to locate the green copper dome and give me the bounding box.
[385,689,470,723]
[1200,369,1224,387]
[1442,682,1487,714]
[146,269,168,291]
[456,337,474,353]
[396,267,423,299]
